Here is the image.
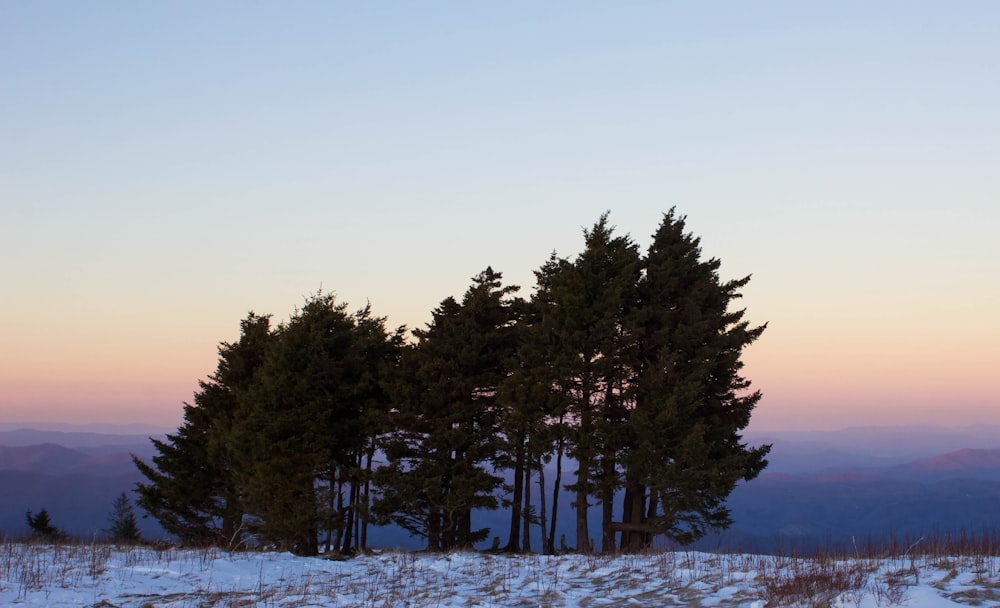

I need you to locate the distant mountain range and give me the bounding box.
[743,425,1000,475]
[698,426,1000,552]
[0,443,153,477]
[0,422,174,435]
[0,427,166,539]
[710,469,1000,553]
[895,448,1000,476]
[1,423,998,551]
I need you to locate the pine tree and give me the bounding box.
[528,215,641,553]
[617,208,769,550]
[26,508,62,540]
[516,254,579,554]
[134,312,272,547]
[329,304,405,553]
[375,268,519,550]
[496,294,562,553]
[524,211,767,553]
[237,294,350,556]
[106,492,142,543]
[235,292,388,556]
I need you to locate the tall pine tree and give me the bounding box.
[375,268,519,550]
[234,293,361,556]
[528,215,640,553]
[331,304,405,553]
[618,209,769,550]
[134,312,271,547]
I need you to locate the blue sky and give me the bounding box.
[2,2,998,430]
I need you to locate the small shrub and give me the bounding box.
[760,558,870,606]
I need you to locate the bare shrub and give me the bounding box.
[759,558,871,606]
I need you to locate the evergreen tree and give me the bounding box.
[496,293,563,553]
[517,254,579,554]
[235,292,389,556]
[328,304,405,553]
[524,211,766,553]
[375,268,519,550]
[25,508,62,540]
[528,215,640,553]
[106,492,142,543]
[236,294,350,556]
[129,209,765,556]
[618,209,769,550]
[134,312,272,547]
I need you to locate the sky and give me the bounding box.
[2,2,998,432]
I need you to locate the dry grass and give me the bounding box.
[0,531,998,607]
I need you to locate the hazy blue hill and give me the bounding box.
[0,427,167,539]
[0,444,89,475]
[704,469,1000,553]
[0,444,155,477]
[0,469,164,539]
[750,425,1000,446]
[0,422,172,435]
[3,424,1000,549]
[0,428,164,450]
[746,425,1000,474]
[885,449,1000,481]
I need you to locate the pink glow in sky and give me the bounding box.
[2,3,998,432]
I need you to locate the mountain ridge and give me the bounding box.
[2,424,1000,549]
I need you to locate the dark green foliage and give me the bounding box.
[526,215,642,552]
[136,297,401,556]
[233,293,403,556]
[134,312,272,547]
[522,210,767,553]
[235,293,358,556]
[494,294,551,552]
[26,508,62,540]
[618,209,769,550]
[106,492,142,543]
[335,304,406,553]
[374,268,520,551]
[135,209,765,556]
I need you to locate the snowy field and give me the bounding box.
[2,542,999,607]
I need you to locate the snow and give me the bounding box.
[1,542,997,607]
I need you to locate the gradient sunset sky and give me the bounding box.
[3,2,998,432]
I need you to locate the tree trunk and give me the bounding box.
[643,490,659,548]
[333,477,345,552]
[620,480,647,552]
[341,474,357,553]
[461,508,473,548]
[351,450,363,551]
[220,483,243,549]
[323,474,336,553]
[299,522,320,556]
[537,450,548,554]
[505,433,525,552]
[575,393,592,553]
[600,380,620,553]
[361,441,375,550]
[547,435,564,554]
[601,456,615,553]
[427,506,441,551]
[522,446,532,552]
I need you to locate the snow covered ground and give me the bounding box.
[2,541,998,607]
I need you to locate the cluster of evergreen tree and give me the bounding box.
[22,493,141,544]
[135,210,769,556]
